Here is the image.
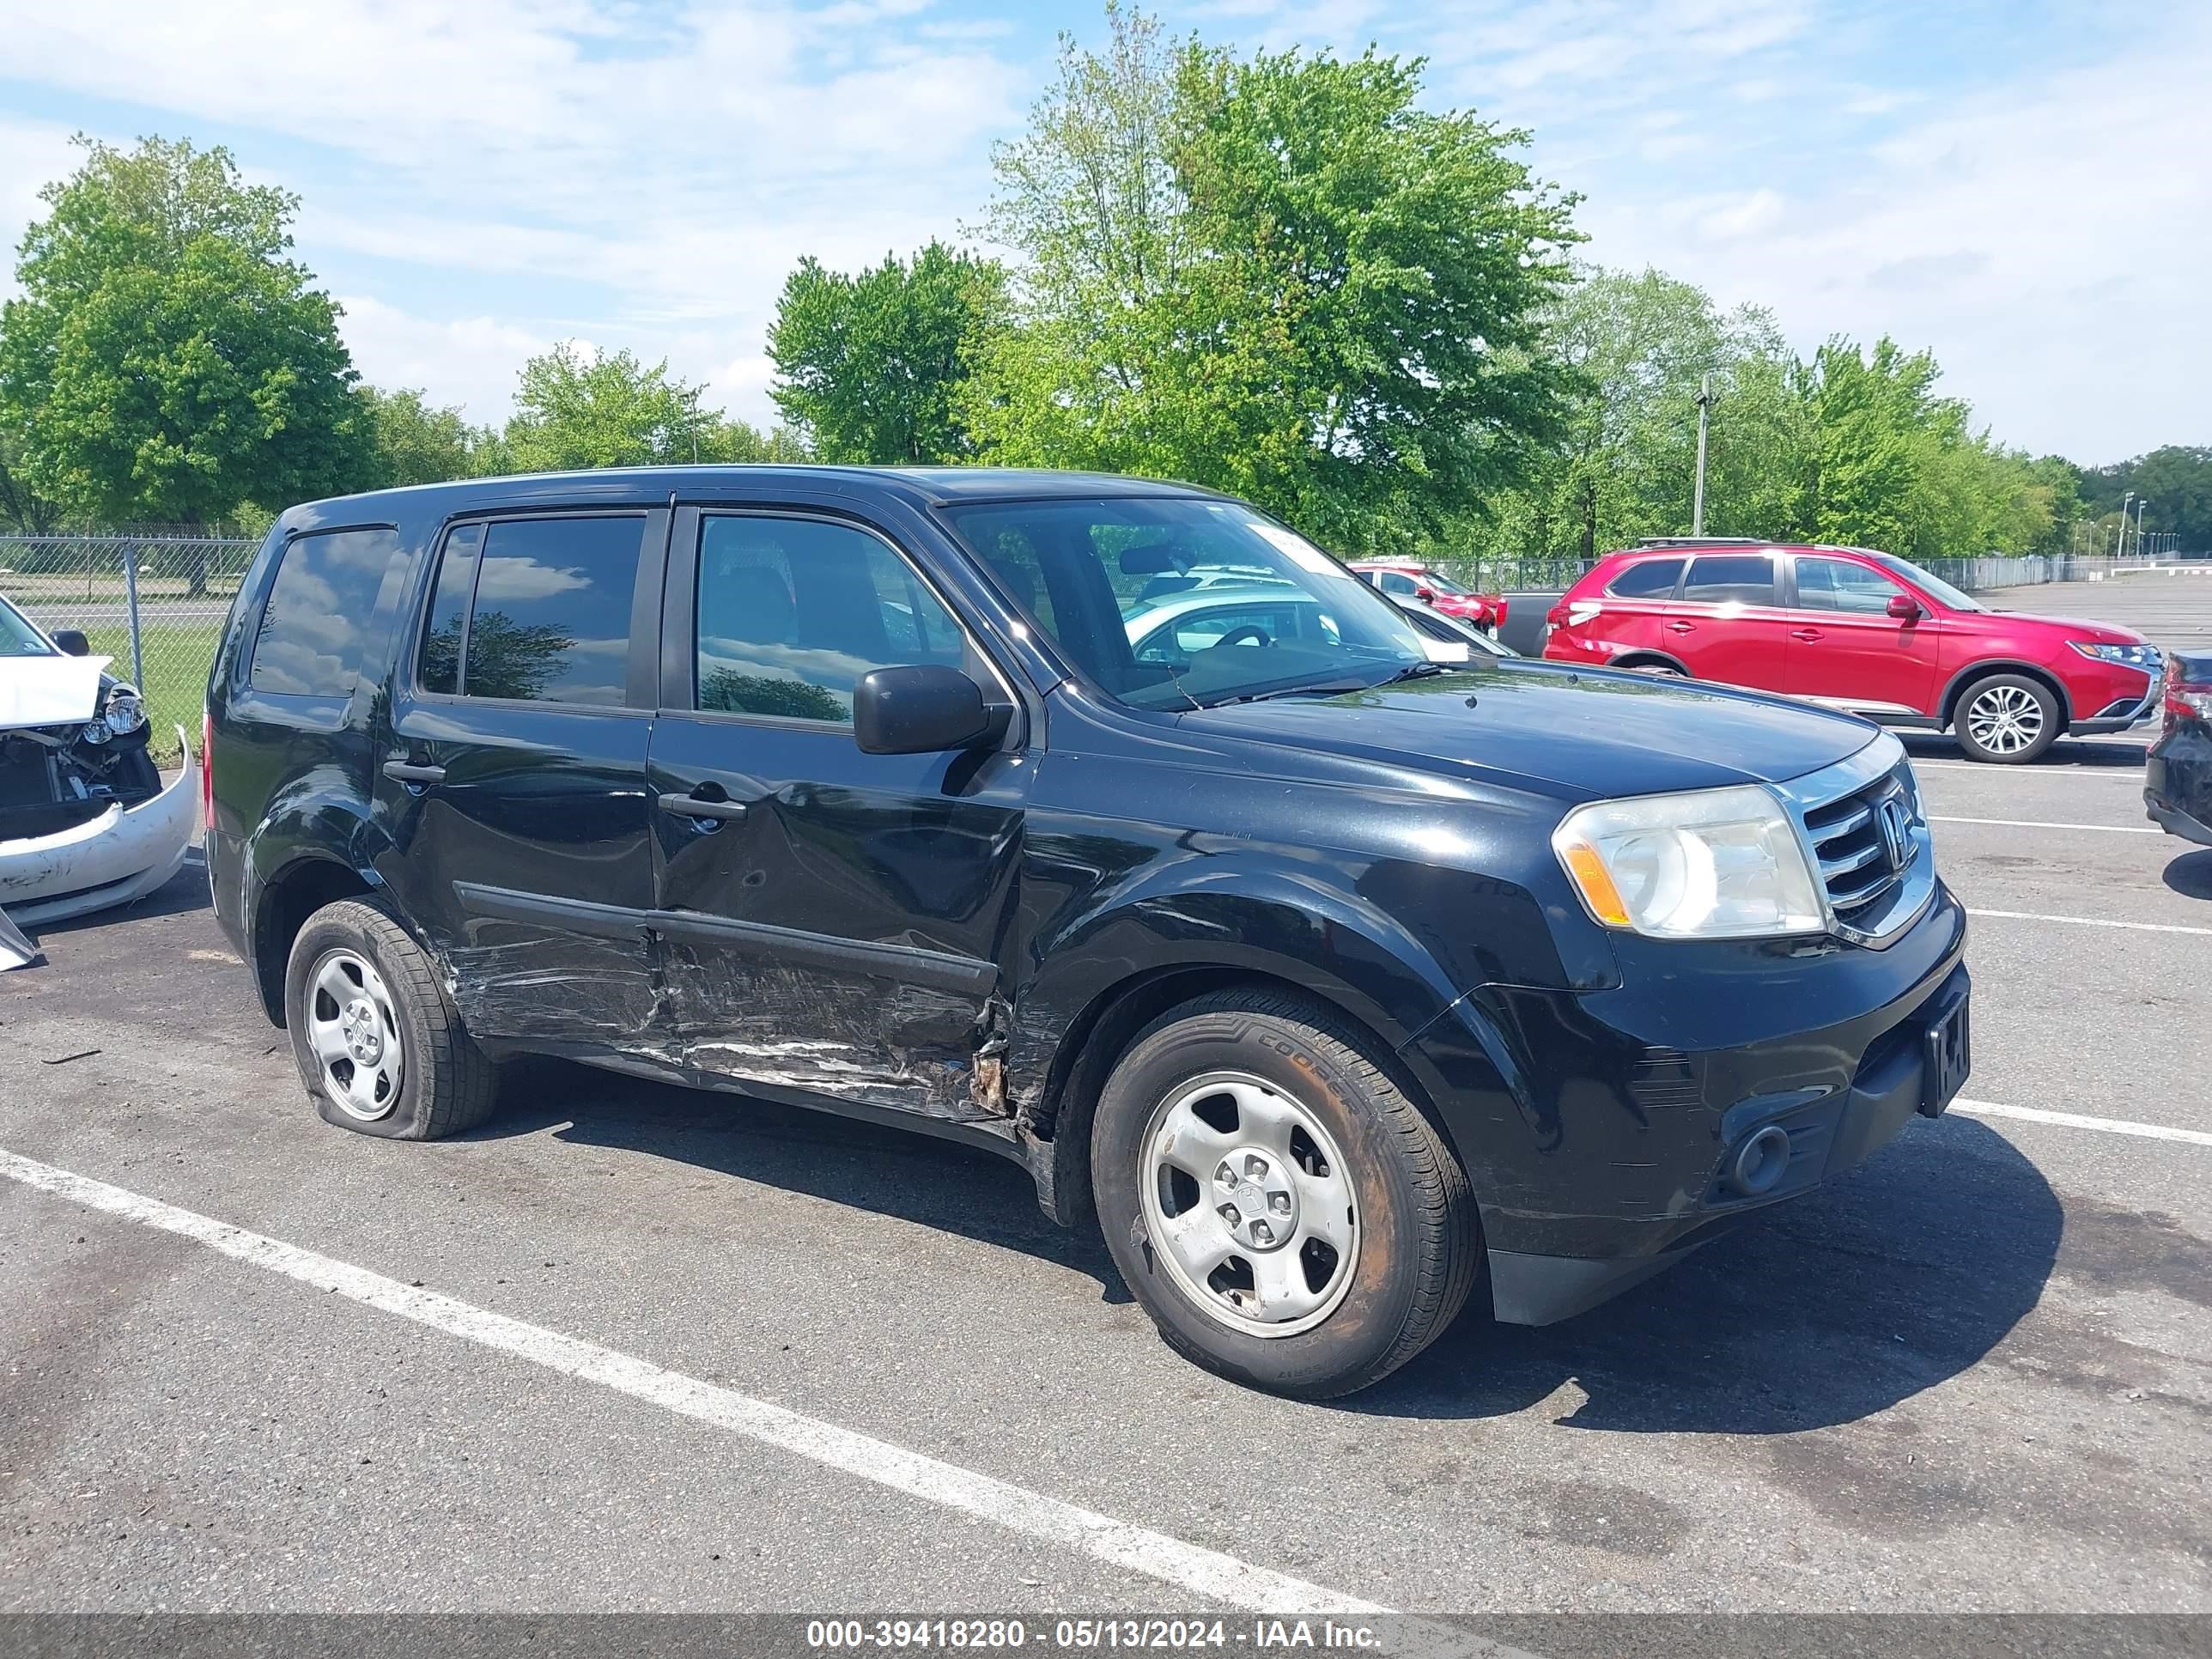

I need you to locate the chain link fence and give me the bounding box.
[2,532,259,763]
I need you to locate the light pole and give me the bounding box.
[2114,490,2135,556]
[2133,496,2150,561]
[1692,372,1713,536]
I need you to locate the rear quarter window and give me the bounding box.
[1603,558,1683,599]
[250,527,402,695]
[1680,555,1776,605]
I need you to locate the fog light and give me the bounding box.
[1728,1126,1793,1196]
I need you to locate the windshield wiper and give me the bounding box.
[1369,662,1455,687]
[1194,677,1371,708]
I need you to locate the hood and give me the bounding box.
[1176,660,1881,800]
[1981,610,2151,644]
[0,654,113,730]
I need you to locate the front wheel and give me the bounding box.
[1091,990,1482,1398]
[1954,672,2060,763]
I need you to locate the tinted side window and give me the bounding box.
[1680,555,1775,605]
[250,527,400,695]
[1797,557,1904,614]
[416,523,483,696]
[1605,557,1683,599]
[1378,571,1418,596]
[452,516,641,706]
[695,515,966,723]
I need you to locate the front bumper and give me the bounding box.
[0,728,198,933]
[2069,668,2163,733]
[1405,882,1970,1324]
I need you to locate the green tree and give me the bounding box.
[2081,446,2210,554]
[964,9,1579,554]
[0,136,366,531]
[769,241,1005,463]
[704,417,811,465]
[502,342,720,471]
[356,386,495,488]
[0,426,65,532]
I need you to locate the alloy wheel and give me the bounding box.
[1966,684,2045,756]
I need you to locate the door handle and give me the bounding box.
[1790,628,1823,641]
[1666,621,1695,634]
[658,792,749,823]
[383,759,447,786]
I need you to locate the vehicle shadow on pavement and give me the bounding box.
[1898,734,2149,769]
[479,1056,1137,1304]
[1353,1116,2062,1433]
[2161,849,2212,901]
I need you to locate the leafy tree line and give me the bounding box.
[1,10,2203,567]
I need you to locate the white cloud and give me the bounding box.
[336,295,548,425]
[1582,14,2212,460]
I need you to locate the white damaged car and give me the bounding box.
[1,592,198,969]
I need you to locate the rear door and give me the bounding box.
[646,502,1031,1121]
[374,508,669,1049]
[1668,553,1790,690]
[1783,554,1943,715]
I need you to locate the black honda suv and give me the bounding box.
[206,467,1971,1397]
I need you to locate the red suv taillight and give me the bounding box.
[201,706,216,833]
[1546,605,1571,629]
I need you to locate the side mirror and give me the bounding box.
[854,665,1006,756]
[1414,586,1436,604]
[51,629,90,656]
[1887,594,1923,621]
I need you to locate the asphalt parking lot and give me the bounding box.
[2,577,2208,1642]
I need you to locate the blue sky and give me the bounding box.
[0,0,2204,464]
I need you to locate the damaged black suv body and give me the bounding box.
[207,467,1970,1398]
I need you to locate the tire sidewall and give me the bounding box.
[1093,1007,1429,1395]
[1956,672,2060,763]
[285,904,438,1140]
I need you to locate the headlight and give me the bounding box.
[1553,784,1826,939]
[79,714,114,744]
[102,686,147,734]
[2068,641,2160,670]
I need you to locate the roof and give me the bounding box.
[281,465,1231,525]
[1623,538,1895,556]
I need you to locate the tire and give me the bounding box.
[1954,672,2061,764]
[284,897,499,1140]
[1091,989,1481,1399]
[1621,659,1686,678]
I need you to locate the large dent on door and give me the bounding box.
[673,950,1015,1121]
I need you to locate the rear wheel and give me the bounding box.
[284,898,499,1139]
[1954,672,2060,763]
[1091,990,1481,1398]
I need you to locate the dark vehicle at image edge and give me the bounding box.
[205,467,1972,1398]
[2147,652,2212,845]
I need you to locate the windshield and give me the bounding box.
[0,596,56,657]
[940,496,1432,709]
[1417,569,1472,596]
[1872,552,1984,612]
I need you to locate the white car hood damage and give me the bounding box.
[0,653,114,728]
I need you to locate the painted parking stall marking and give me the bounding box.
[1929,815,2160,834]
[0,1148,1398,1620]
[1949,1100,2212,1148]
[1964,907,2212,937]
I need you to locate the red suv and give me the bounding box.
[1346,561,1507,633]
[1541,539,2165,763]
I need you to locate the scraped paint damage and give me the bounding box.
[441,921,1017,1124]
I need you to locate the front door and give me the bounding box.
[1782,555,1943,717]
[646,505,1030,1121]
[374,509,667,1049]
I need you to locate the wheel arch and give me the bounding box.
[246,853,380,1024]
[1939,659,2075,730]
[1607,649,1692,675]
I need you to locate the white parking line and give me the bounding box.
[1952,1099,2212,1148]
[0,1148,1418,1624]
[1931,816,2160,833]
[1965,907,2212,937]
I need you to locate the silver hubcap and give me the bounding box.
[1966,684,2045,755]
[306,949,404,1121]
[1140,1072,1358,1337]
